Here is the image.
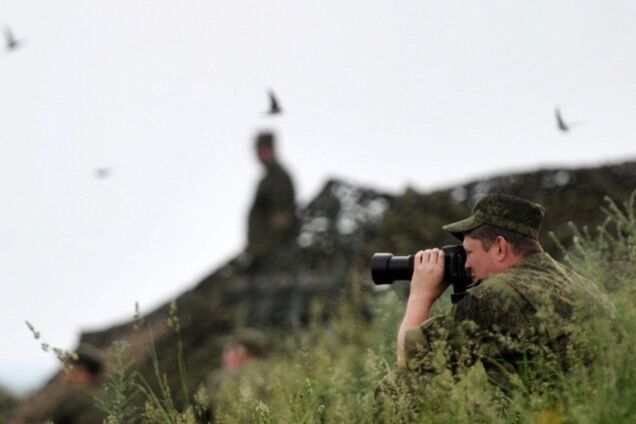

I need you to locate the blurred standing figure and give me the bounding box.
[246,131,297,265]
[50,343,105,423]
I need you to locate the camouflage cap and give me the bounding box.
[231,328,267,357]
[443,194,545,240]
[73,343,104,375]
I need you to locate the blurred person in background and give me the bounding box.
[203,328,269,421]
[50,343,105,423]
[245,131,298,268]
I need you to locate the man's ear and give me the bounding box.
[494,236,508,260]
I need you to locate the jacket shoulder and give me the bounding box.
[454,271,535,331]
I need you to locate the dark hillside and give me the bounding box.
[363,161,636,259]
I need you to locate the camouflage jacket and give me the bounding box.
[404,252,614,392]
[49,387,104,424]
[247,162,296,257]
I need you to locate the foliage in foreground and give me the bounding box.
[97,193,636,423]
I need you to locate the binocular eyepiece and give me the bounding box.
[371,246,471,302]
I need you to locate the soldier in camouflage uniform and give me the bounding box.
[246,131,297,265]
[50,343,105,423]
[203,329,269,422]
[396,194,614,398]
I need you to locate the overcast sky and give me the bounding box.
[1,1,635,394]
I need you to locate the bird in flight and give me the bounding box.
[555,106,587,133]
[94,168,112,179]
[3,25,23,52]
[555,107,569,132]
[266,89,283,115]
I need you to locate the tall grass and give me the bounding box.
[94,193,636,422]
[209,194,636,423]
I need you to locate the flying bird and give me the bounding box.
[94,168,112,179]
[3,25,22,52]
[266,90,283,115]
[554,106,587,133]
[555,107,569,132]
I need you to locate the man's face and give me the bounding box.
[66,364,96,386]
[256,146,274,165]
[223,344,249,372]
[463,235,499,283]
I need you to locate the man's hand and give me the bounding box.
[410,249,447,304]
[397,248,448,369]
